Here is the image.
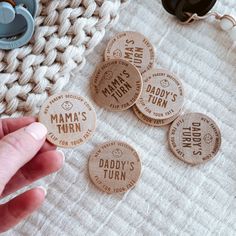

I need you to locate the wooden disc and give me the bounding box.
[88,141,142,194]
[136,68,184,120]
[133,105,181,127]
[104,31,155,74]
[39,92,96,148]
[91,59,143,111]
[168,113,221,165]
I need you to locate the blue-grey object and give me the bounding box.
[0,0,38,50]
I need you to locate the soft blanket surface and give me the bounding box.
[5,0,236,235]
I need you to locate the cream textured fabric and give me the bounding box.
[3,0,236,235]
[0,0,128,118]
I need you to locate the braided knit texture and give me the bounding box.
[0,0,128,118]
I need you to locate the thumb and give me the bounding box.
[0,122,47,195]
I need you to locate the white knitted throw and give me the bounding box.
[0,0,128,118]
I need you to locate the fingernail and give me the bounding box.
[37,186,47,196]
[57,150,65,164]
[25,122,47,141]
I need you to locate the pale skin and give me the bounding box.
[0,117,64,233]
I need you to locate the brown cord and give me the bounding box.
[0,0,16,7]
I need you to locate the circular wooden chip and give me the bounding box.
[136,68,184,120]
[39,92,96,148]
[168,113,221,165]
[104,31,155,74]
[133,105,181,127]
[91,59,143,111]
[88,141,142,194]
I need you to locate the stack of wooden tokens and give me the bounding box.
[90,31,221,166]
[91,31,184,126]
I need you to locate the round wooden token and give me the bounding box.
[88,141,142,194]
[104,31,155,74]
[91,59,143,111]
[39,92,96,148]
[136,68,184,120]
[168,113,221,165]
[133,105,181,127]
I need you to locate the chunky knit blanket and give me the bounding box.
[0,0,128,118]
[3,0,236,235]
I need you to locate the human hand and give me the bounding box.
[0,117,64,233]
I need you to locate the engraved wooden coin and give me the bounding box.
[168,113,221,165]
[133,105,181,127]
[136,69,184,120]
[88,141,142,194]
[104,31,155,74]
[39,92,96,148]
[91,59,143,111]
